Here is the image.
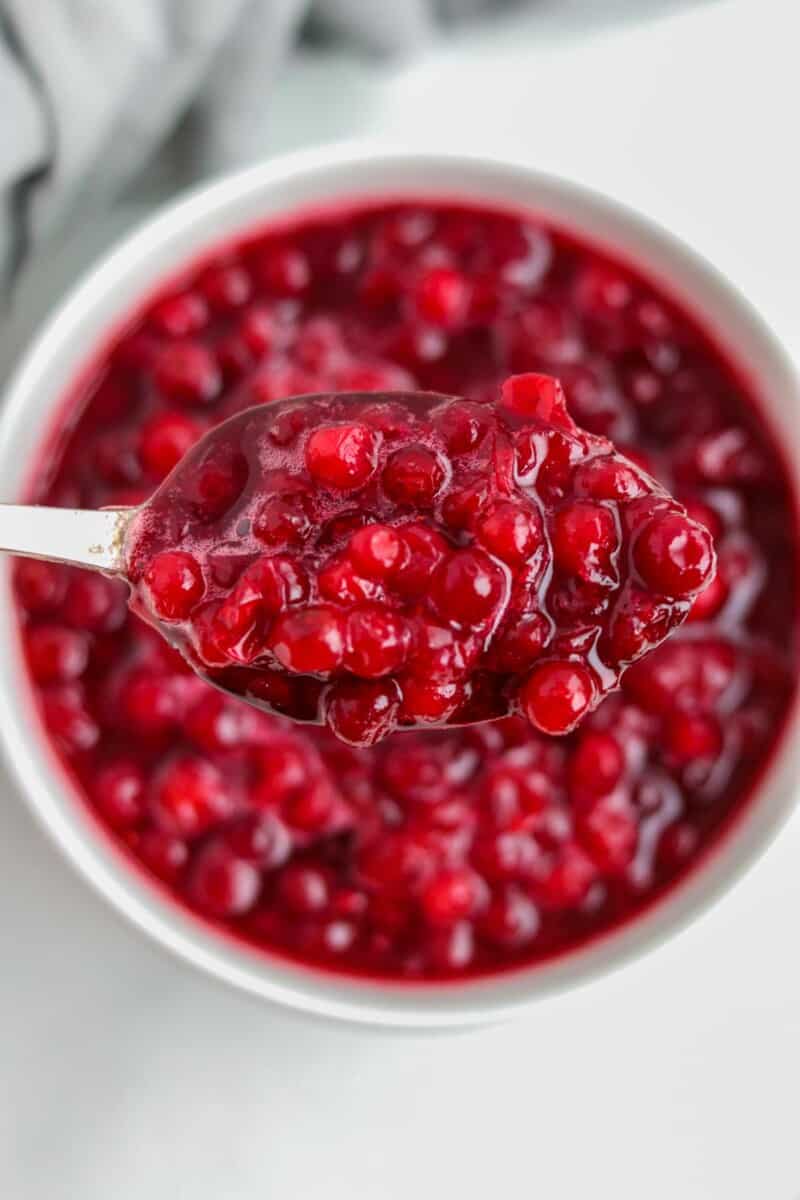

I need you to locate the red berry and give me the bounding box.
[344,605,408,677]
[426,921,475,971]
[200,263,252,311]
[225,812,292,869]
[184,692,246,752]
[520,661,596,735]
[551,501,618,583]
[687,571,728,622]
[210,557,308,661]
[657,821,700,869]
[382,445,446,507]
[317,558,379,606]
[480,888,540,948]
[138,830,189,881]
[500,372,573,428]
[577,793,638,872]
[326,678,401,746]
[189,842,261,916]
[575,264,633,321]
[664,710,723,764]
[64,573,127,633]
[570,732,625,795]
[237,304,279,356]
[15,559,67,614]
[357,831,437,894]
[253,494,312,548]
[605,586,675,665]
[139,412,202,478]
[256,243,310,296]
[413,267,471,328]
[421,869,487,926]
[622,637,737,716]
[243,555,310,615]
[143,551,204,620]
[26,625,89,683]
[431,549,507,627]
[268,606,346,675]
[477,501,542,565]
[573,456,647,501]
[117,670,178,737]
[184,446,248,520]
[537,843,597,908]
[348,524,404,578]
[150,755,231,838]
[278,865,331,914]
[149,291,209,336]
[433,401,491,455]
[407,616,477,681]
[305,423,380,489]
[93,758,145,829]
[681,497,724,541]
[441,477,491,530]
[153,340,221,405]
[398,676,465,724]
[282,779,340,832]
[393,524,450,596]
[635,513,715,598]
[489,612,551,672]
[42,684,99,752]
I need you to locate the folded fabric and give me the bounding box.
[0,0,506,286]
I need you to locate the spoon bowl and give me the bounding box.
[1,376,716,747]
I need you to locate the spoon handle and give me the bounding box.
[0,505,133,573]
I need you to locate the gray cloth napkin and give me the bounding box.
[0,0,505,285]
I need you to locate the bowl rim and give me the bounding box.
[1,140,799,1028]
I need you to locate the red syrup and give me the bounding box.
[14,198,798,980]
[123,373,714,746]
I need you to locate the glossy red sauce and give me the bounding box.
[124,372,714,745]
[15,199,798,980]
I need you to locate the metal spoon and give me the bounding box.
[0,504,133,574]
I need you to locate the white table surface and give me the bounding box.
[2,2,800,1197]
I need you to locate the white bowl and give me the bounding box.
[1,143,798,1028]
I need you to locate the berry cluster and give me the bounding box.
[126,374,715,746]
[15,199,796,979]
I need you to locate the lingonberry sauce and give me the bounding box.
[15,199,798,980]
[124,374,714,745]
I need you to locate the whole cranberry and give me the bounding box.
[326,678,401,747]
[278,865,331,915]
[431,549,508,627]
[305,423,380,489]
[139,411,203,479]
[153,340,221,405]
[268,607,346,675]
[520,661,596,735]
[570,732,625,795]
[634,513,716,598]
[348,524,404,578]
[344,606,409,678]
[26,625,89,684]
[551,501,618,584]
[480,888,541,948]
[150,755,231,838]
[93,758,146,829]
[189,841,261,916]
[382,445,446,507]
[143,552,205,620]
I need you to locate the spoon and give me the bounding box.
[4,378,716,746]
[0,503,132,574]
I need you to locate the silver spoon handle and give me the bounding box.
[0,505,134,573]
